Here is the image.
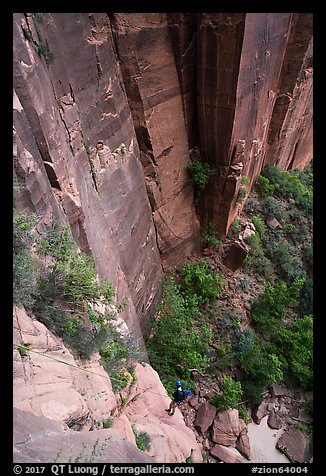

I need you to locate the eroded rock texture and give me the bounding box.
[195,12,313,238]
[13,12,313,336]
[13,13,163,338]
[13,306,202,463]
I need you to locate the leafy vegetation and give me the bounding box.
[211,376,249,424]
[187,160,213,204]
[234,279,313,404]
[147,259,224,394]
[202,222,221,250]
[179,260,224,306]
[31,13,54,65]
[211,376,243,410]
[245,164,313,315]
[132,425,151,451]
[13,213,141,381]
[147,275,213,393]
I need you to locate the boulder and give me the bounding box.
[211,409,240,446]
[271,383,288,397]
[210,444,247,463]
[188,395,199,408]
[252,402,269,424]
[267,412,282,429]
[223,241,248,272]
[236,431,251,460]
[276,428,311,463]
[267,217,282,230]
[194,402,217,434]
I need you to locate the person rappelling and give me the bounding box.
[165,380,190,416]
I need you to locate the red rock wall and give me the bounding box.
[109,13,201,269]
[13,12,313,334]
[13,13,163,337]
[196,12,313,238]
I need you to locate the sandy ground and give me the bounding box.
[247,415,290,463]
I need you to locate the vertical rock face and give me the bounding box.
[196,12,312,238]
[13,12,162,337]
[264,13,313,171]
[13,12,313,334]
[109,13,201,269]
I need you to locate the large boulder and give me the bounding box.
[194,401,217,434]
[267,412,282,429]
[210,444,247,463]
[223,241,248,272]
[211,409,240,446]
[252,401,269,424]
[236,430,251,460]
[276,428,312,463]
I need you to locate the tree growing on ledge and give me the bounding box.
[187,160,213,205]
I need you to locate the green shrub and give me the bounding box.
[147,275,213,382]
[179,260,224,306]
[102,418,113,429]
[239,339,283,405]
[132,425,151,451]
[236,186,247,205]
[187,160,213,204]
[261,196,288,223]
[13,250,40,309]
[252,215,266,236]
[255,175,276,198]
[243,233,262,256]
[274,315,313,389]
[250,279,303,337]
[269,241,306,282]
[202,222,221,250]
[241,175,250,185]
[262,166,313,216]
[13,211,38,251]
[211,376,243,410]
[215,342,236,370]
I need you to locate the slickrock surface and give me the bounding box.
[13,307,202,463]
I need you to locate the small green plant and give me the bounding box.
[17,344,29,358]
[243,233,262,256]
[279,445,287,454]
[241,175,250,185]
[202,222,221,250]
[102,418,113,429]
[110,370,131,393]
[211,376,243,410]
[252,215,266,236]
[132,425,151,451]
[120,396,127,408]
[31,13,54,65]
[187,160,213,204]
[236,186,247,205]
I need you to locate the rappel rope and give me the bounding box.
[14,343,169,398]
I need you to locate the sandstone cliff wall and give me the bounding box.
[13,11,313,332]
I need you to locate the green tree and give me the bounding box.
[179,260,224,306]
[187,160,213,204]
[211,376,243,410]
